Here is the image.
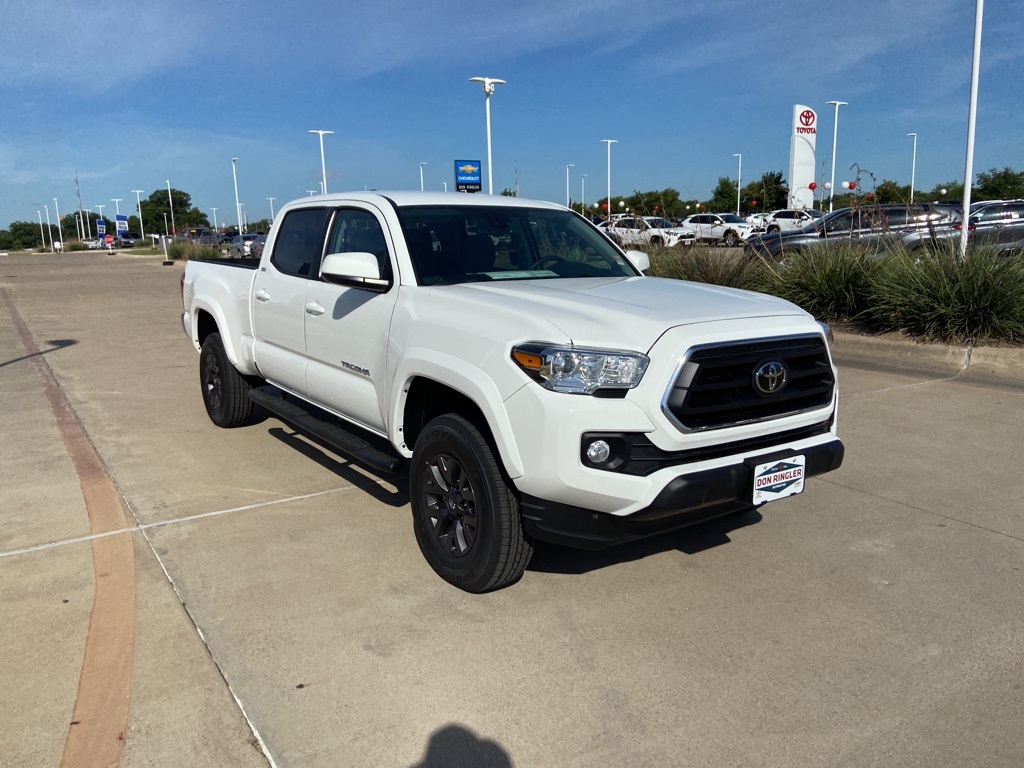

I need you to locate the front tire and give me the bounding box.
[410,415,532,592]
[199,332,254,428]
[723,231,739,247]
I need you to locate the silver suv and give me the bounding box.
[746,203,960,257]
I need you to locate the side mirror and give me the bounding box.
[321,252,390,291]
[624,249,650,274]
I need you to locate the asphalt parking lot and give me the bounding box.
[2,251,1022,768]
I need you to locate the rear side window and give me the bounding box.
[270,208,331,278]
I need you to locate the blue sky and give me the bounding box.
[2,0,1022,229]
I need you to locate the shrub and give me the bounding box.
[167,241,222,261]
[865,244,1024,344]
[764,245,881,324]
[647,245,770,292]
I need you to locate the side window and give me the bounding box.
[776,211,794,220]
[270,208,330,278]
[324,208,393,282]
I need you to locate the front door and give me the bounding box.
[304,206,399,433]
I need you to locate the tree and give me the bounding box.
[741,171,788,212]
[0,220,49,250]
[874,179,911,204]
[706,177,738,213]
[140,188,210,236]
[975,167,1024,201]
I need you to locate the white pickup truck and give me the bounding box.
[181,191,844,592]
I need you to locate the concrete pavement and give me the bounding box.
[1,251,1022,767]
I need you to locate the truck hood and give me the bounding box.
[440,276,808,351]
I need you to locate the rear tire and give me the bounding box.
[199,332,254,428]
[723,231,739,247]
[410,414,532,592]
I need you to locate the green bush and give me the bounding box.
[765,245,881,324]
[647,245,770,292]
[865,245,1024,343]
[167,242,222,261]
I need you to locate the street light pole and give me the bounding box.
[53,198,62,248]
[581,174,587,217]
[601,139,617,219]
[308,130,334,194]
[166,180,176,237]
[826,100,848,212]
[231,158,241,235]
[132,190,145,242]
[111,198,122,216]
[733,153,742,215]
[38,211,45,249]
[469,77,506,195]
[565,163,575,208]
[419,162,428,191]
[44,205,53,252]
[907,133,918,205]
[267,198,276,221]
[961,0,984,260]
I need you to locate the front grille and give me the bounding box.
[664,335,835,431]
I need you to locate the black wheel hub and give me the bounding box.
[203,353,223,410]
[422,453,477,557]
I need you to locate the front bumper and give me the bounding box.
[520,437,844,549]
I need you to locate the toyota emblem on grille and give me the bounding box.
[753,360,788,395]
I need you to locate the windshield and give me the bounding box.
[395,205,640,285]
[646,217,675,229]
[719,214,746,224]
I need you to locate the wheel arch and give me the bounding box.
[393,361,525,480]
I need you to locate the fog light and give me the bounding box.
[586,439,611,464]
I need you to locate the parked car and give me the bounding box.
[678,213,761,246]
[227,233,259,258]
[116,233,138,248]
[249,234,267,259]
[760,208,824,233]
[599,216,695,249]
[746,203,961,258]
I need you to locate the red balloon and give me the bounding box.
[808,182,817,190]
[848,181,857,190]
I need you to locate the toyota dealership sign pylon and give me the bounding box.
[788,104,817,210]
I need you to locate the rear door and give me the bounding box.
[251,206,332,395]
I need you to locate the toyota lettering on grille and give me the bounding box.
[753,360,788,395]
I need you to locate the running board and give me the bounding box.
[249,387,404,474]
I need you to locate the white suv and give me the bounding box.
[762,208,824,233]
[600,216,695,249]
[678,213,759,246]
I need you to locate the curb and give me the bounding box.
[831,331,1024,389]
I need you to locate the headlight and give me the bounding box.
[512,343,649,394]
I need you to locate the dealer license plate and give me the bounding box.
[752,455,806,505]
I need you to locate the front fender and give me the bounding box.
[390,348,525,478]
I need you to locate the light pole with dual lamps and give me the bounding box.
[732,153,742,215]
[132,190,145,242]
[267,198,276,221]
[907,133,918,204]
[469,76,506,195]
[211,208,218,232]
[826,100,848,212]
[580,174,587,216]
[601,139,617,219]
[308,130,334,194]
[565,163,574,208]
[419,162,428,191]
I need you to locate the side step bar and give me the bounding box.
[249,386,404,474]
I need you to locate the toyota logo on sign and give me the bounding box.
[800,110,816,127]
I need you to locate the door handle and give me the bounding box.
[255,289,271,302]
[305,301,326,317]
